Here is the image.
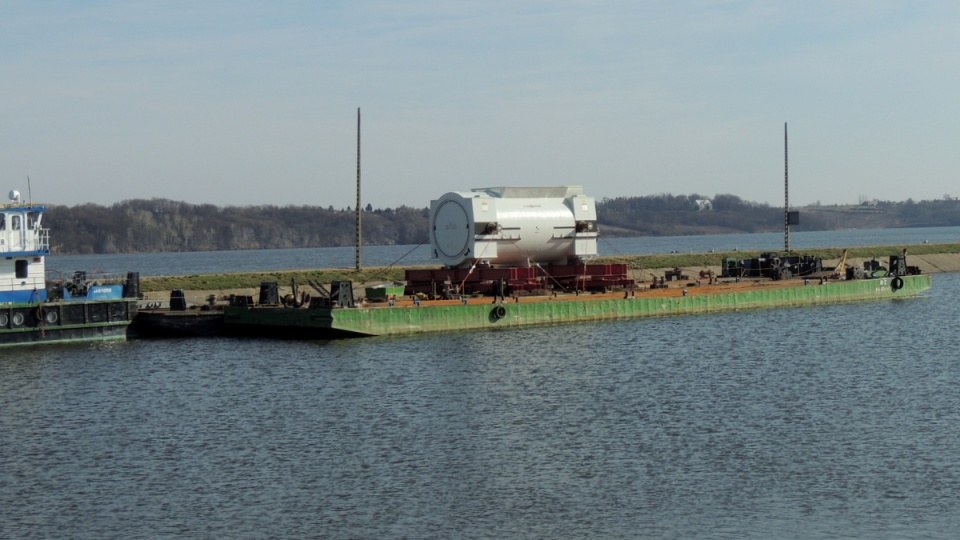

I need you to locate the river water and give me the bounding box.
[46,225,960,277]
[2,228,959,539]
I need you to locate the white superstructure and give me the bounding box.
[0,191,49,303]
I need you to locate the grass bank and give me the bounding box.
[139,243,960,293]
[141,267,410,294]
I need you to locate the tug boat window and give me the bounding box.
[15,260,27,279]
[27,212,37,229]
[11,215,20,230]
[0,214,5,230]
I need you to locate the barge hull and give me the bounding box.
[0,322,133,346]
[133,310,225,338]
[223,274,931,339]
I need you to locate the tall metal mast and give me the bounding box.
[784,122,790,252]
[355,107,362,271]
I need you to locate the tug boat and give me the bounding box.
[0,190,139,346]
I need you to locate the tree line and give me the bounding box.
[46,199,429,254]
[42,194,960,254]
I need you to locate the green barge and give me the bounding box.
[215,184,933,340]
[221,274,931,339]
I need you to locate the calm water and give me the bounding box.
[1,272,957,538]
[47,226,960,277]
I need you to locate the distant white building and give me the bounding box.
[692,199,713,211]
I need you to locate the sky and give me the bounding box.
[2,1,959,210]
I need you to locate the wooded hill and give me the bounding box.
[44,194,960,254]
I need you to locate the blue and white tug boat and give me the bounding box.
[0,190,139,346]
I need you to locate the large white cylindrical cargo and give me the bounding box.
[430,186,598,268]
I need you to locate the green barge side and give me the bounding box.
[221,274,931,339]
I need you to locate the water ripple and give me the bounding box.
[2,275,958,539]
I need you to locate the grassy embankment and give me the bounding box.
[139,243,960,294]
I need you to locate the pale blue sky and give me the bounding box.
[2,1,958,209]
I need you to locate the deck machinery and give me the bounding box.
[721,252,823,280]
[720,251,922,280]
[405,186,633,298]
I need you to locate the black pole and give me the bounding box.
[784,122,790,252]
[356,108,362,272]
